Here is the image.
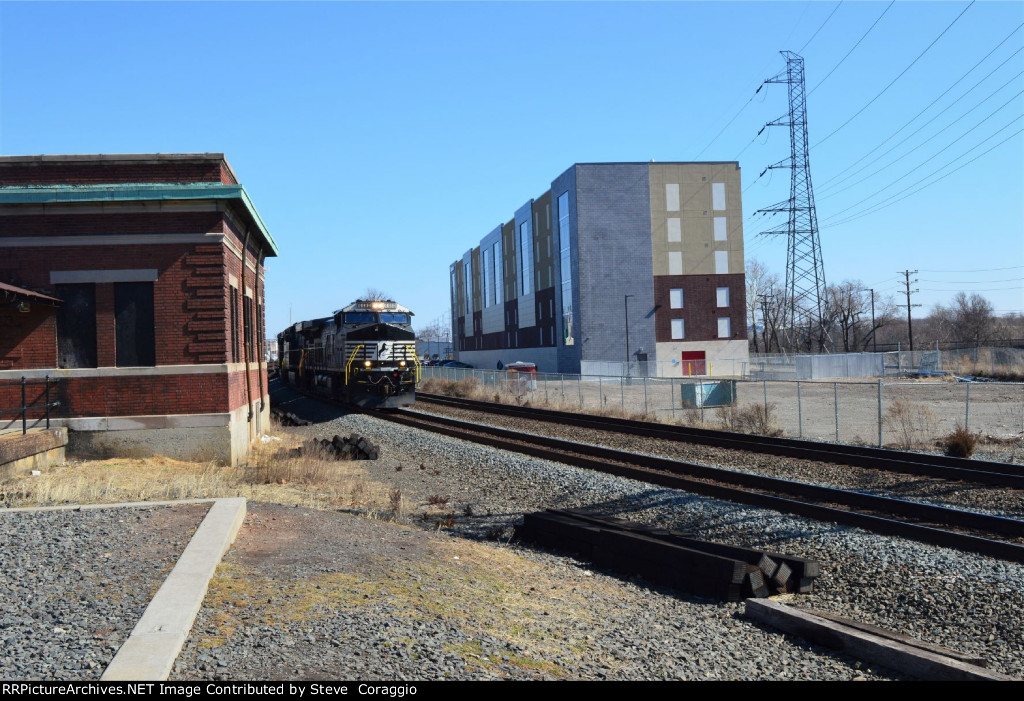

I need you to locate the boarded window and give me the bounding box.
[671,318,685,340]
[667,218,681,242]
[115,282,155,367]
[56,283,97,369]
[670,289,684,309]
[666,184,680,211]
[715,251,729,274]
[718,317,732,338]
[669,252,683,275]
[230,287,240,362]
[244,296,253,360]
[712,183,726,210]
[714,217,727,241]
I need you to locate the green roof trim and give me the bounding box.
[0,183,279,256]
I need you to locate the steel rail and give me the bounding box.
[416,393,1024,489]
[380,408,1024,564]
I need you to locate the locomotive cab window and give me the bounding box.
[380,313,409,324]
[344,312,376,324]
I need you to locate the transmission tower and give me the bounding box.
[755,51,829,350]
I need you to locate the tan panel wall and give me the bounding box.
[454,260,464,318]
[532,190,555,291]
[649,163,745,277]
[655,339,749,377]
[471,247,482,313]
[502,220,517,302]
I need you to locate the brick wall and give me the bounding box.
[0,160,235,186]
[653,273,747,342]
[0,372,231,420]
[0,211,224,237]
[0,307,56,369]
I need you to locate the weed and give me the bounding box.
[427,494,450,506]
[943,423,979,458]
[734,403,783,436]
[884,397,937,449]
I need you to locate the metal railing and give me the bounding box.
[0,377,63,435]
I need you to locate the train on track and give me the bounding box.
[277,299,419,409]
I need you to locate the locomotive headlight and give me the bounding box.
[363,360,372,368]
[399,361,407,367]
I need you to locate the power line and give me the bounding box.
[808,0,895,96]
[817,23,1024,189]
[822,123,1024,228]
[921,278,1023,284]
[818,84,1024,202]
[813,1,976,149]
[821,111,1024,223]
[799,1,843,53]
[920,265,1024,273]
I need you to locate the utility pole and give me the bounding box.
[899,270,921,351]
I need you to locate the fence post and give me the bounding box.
[671,379,676,418]
[21,376,27,435]
[763,379,768,417]
[965,382,970,430]
[599,376,604,407]
[578,375,583,409]
[560,374,564,402]
[620,377,624,411]
[877,379,883,448]
[643,376,648,416]
[699,383,705,425]
[834,381,839,443]
[45,377,51,430]
[797,380,803,439]
[544,375,548,405]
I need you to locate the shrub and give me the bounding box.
[734,402,783,436]
[943,423,979,458]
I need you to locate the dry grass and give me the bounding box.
[0,423,404,519]
[193,532,644,678]
[884,396,938,450]
[943,423,979,458]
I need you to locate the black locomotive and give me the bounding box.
[277,300,418,409]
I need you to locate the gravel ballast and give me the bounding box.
[0,503,210,680]
[170,383,1024,680]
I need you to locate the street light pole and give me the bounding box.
[624,294,633,378]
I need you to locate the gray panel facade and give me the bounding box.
[551,165,581,374]
[575,164,655,368]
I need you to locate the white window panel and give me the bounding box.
[714,250,728,274]
[712,183,726,210]
[667,217,681,242]
[713,217,727,241]
[716,286,729,307]
[670,288,683,309]
[669,251,683,275]
[666,183,680,211]
[671,318,685,340]
[718,317,731,338]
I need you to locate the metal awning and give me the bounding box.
[0,281,62,306]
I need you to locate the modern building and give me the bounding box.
[450,162,748,376]
[0,153,278,464]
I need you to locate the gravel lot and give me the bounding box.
[170,382,1024,680]
[0,503,209,680]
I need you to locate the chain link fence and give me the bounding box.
[420,365,1024,448]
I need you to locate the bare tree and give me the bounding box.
[362,288,391,301]
[745,258,777,354]
[949,292,996,344]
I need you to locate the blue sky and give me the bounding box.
[2,0,1022,336]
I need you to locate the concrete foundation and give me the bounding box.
[59,398,270,466]
[0,427,67,479]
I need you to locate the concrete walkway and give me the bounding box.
[3,497,246,681]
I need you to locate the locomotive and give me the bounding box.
[277,299,418,409]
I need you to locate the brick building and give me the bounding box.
[0,153,278,464]
[450,162,748,376]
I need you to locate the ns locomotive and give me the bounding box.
[277,299,419,409]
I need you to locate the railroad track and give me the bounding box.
[416,392,1024,490]
[375,407,1024,564]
